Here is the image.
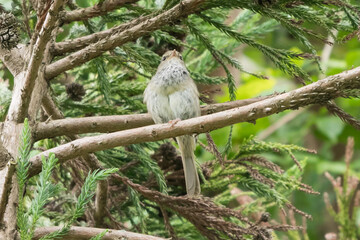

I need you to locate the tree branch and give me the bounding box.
[33,226,166,240]
[94,180,108,227]
[6,0,65,122]
[34,95,276,140]
[0,163,15,223]
[52,14,150,56]
[62,0,139,23]
[28,66,360,177]
[45,0,206,79]
[0,44,26,76]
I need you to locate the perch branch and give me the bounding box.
[28,66,360,177]
[62,0,139,23]
[6,0,65,122]
[33,226,166,240]
[34,95,274,140]
[45,0,206,79]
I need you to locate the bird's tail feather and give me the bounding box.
[176,135,201,196]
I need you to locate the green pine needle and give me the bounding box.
[89,230,108,240]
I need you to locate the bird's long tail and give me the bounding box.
[176,135,201,196]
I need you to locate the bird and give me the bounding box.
[144,49,201,196]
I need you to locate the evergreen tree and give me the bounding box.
[0,0,359,239]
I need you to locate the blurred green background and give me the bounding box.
[196,28,360,239]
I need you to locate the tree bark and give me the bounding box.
[33,226,166,240]
[34,94,275,140]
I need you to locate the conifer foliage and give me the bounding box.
[0,0,359,239]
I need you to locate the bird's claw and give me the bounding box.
[168,118,181,127]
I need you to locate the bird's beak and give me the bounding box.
[170,49,177,57]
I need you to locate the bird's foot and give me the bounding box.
[168,118,181,127]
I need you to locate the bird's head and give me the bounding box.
[157,49,186,70]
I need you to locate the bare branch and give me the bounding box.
[45,0,206,79]
[94,180,108,227]
[62,0,139,23]
[52,14,150,56]
[28,66,360,177]
[0,44,26,76]
[6,0,65,122]
[0,163,15,223]
[0,174,18,239]
[34,95,275,140]
[33,226,166,240]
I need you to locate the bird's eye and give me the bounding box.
[179,55,183,60]
[162,56,167,61]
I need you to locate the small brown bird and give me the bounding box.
[144,50,201,196]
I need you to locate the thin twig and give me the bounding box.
[159,206,177,239]
[21,0,32,38]
[62,0,139,23]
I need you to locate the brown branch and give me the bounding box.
[0,44,26,76]
[0,174,18,239]
[62,0,139,23]
[34,95,275,140]
[28,66,360,177]
[0,163,15,223]
[6,0,65,123]
[45,0,206,79]
[52,14,150,56]
[94,180,108,227]
[159,206,177,239]
[33,226,166,240]
[42,92,102,169]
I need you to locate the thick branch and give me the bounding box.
[0,163,15,223]
[0,44,26,76]
[28,66,360,177]
[33,226,166,240]
[34,95,275,140]
[6,0,65,122]
[45,0,206,79]
[62,0,139,23]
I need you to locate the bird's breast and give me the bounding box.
[153,64,189,95]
